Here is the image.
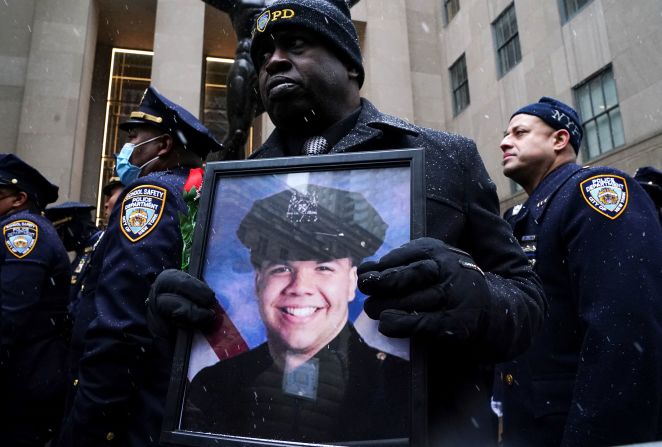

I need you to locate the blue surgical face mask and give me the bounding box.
[115,134,165,185]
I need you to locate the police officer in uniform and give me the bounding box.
[634,165,662,223]
[45,201,101,314]
[0,154,71,446]
[101,176,124,223]
[183,184,408,443]
[496,97,662,446]
[56,86,222,447]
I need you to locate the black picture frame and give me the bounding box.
[162,149,427,447]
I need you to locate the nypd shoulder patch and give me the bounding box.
[3,219,39,258]
[120,185,167,242]
[580,174,628,219]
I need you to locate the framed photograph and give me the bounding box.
[162,149,426,447]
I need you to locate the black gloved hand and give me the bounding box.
[358,237,490,343]
[147,269,217,341]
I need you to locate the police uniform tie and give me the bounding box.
[302,136,329,155]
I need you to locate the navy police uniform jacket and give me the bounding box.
[59,168,189,447]
[0,209,71,442]
[184,324,409,443]
[494,162,662,446]
[251,99,546,446]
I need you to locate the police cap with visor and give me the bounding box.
[237,184,386,267]
[119,86,223,158]
[0,153,58,209]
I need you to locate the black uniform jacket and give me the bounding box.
[250,99,546,446]
[58,168,189,447]
[0,209,71,441]
[495,163,662,447]
[184,323,409,444]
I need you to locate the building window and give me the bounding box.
[98,48,153,223]
[443,0,460,24]
[449,54,470,116]
[574,67,624,160]
[204,57,252,160]
[559,0,593,23]
[493,4,521,77]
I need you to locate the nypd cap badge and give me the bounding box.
[580,174,628,219]
[120,185,167,242]
[4,219,38,258]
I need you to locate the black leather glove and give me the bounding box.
[146,269,216,341]
[358,237,490,343]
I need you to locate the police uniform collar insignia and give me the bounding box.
[3,219,38,258]
[287,190,319,224]
[120,185,167,242]
[580,174,628,219]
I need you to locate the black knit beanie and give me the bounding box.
[250,0,364,87]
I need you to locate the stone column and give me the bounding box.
[15,0,97,202]
[359,0,414,121]
[151,0,205,116]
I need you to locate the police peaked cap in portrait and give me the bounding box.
[512,96,584,152]
[0,153,58,209]
[119,86,223,157]
[237,184,387,267]
[250,0,365,87]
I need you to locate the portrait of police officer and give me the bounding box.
[150,0,545,445]
[0,154,71,447]
[495,97,662,446]
[183,184,408,443]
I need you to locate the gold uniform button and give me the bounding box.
[106,432,115,441]
[505,373,514,386]
[73,379,79,386]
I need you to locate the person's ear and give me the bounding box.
[552,129,571,152]
[347,265,358,302]
[157,134,174,157]
[12,191,28,209]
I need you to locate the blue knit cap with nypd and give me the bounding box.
[514,97,627,220]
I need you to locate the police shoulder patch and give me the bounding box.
[580,174,628,219]
[3,219,39,258]
[120,185,167,242]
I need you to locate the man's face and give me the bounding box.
[103,185,123,220]
[500,114,557,183]
[124,125,165,175]
[254,28,358,131]
[255,258,357,358]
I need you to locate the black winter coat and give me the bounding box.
[250,99,546,446]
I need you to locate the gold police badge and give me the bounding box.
[3,219,39,258]
[120,185,167,242]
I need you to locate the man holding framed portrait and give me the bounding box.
[152,0,546,445]
[183,184,408,443]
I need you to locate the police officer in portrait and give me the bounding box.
[495,97,662,446]
[184,184,408,443]
[0,154,71,446]
[56,86,222,447]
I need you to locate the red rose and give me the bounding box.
[184,167,204,193]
